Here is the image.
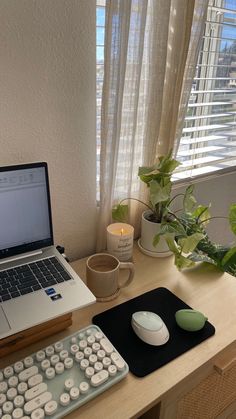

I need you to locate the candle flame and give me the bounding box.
[120,228,124,236]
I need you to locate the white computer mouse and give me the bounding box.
[131,311,170,346]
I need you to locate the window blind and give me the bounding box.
[175,0,236,179]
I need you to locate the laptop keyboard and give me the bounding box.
[0,257,72,302]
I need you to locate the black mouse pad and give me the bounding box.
[92,287,215,377]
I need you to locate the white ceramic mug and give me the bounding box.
[86,253,134,301]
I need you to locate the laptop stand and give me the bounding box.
[0,313,72,358]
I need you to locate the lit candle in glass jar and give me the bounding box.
[106,223,134,261]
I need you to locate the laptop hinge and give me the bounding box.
[0,250,43,265]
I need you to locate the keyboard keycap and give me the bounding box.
[24,391,52,415]
[54,342,63,353]
[55,362,64,375]
[14,362,23,374]
[25,383,48,402]
[64,379,74,391]
[45,368,55,380]
[0,393,6,406]
[59,393,70,407]
[69,387,79,400]
[1,283,10,290]
[61,272,71,280]
[17,383,27,396]
[91,370,109,387]
[13,395,24,408]
[6,388,17,401]
[44,400,58,416]
[110,352,126,371]
[20,288,32,296]
[2,400,14,414]
[36,351,45,362]
[28,374,43,388]
[31,408,45,419]
[45,279,56,286]
[8,376,18,388]
[19,366,38,382]
[2,295,11,301]
[4,367,14,379]
[12,407,24,419]
[55,277,64,283]
[0,381,8,393]
[79,381,89,394]
[32,285,41,291]
[24,357,34,368]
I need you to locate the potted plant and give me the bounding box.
[112,151,236,277]
[112,151,182,257]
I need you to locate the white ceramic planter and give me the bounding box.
[138,210,172,257]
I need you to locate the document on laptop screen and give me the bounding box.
[0,167,51,250]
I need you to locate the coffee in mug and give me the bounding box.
[86,253,134,301]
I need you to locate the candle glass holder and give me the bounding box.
[107,223,134,261]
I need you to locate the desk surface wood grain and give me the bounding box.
[1,244,236,419]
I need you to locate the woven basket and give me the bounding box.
[176,364,236,419]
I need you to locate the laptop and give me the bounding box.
[0,162,96,340]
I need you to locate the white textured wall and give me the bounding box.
[0,0,97,260]
[174,170,236,246]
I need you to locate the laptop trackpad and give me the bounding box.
[0,306,11,334]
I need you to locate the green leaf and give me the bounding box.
[175,254,195,270]
[229,204,236,235]
[183,185,197,213]
[165,237,181,254]
[112,204,128,222]
[152,222,185,248]
[138,152,181,183]
[186,184,194,194]
[189,251,217,265]
[138,165,156,177]
[159,158,181,174]
[160,221,187,237]
[153,234,160,247]
[225,265,236,277]
[149,180,171,206]
[157,150,181,174]
[178,233,205,254]
[193,205,211,224]
[221,246,236,267]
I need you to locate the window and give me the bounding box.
[175,0,236,179]
[96,0,106,196]
[96,0,236,187]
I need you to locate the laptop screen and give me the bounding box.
[0,162,53,259]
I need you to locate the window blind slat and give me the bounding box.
[178,146,225,157]
[183,124,229,133]
[191,89,236,94]
[180,135,227,144]
[185,112,236,121]
[209,5,236,15]
[188,101,236,107]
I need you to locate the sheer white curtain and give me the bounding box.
[97,0,208,251]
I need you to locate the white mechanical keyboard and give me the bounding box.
[0,325,129,419]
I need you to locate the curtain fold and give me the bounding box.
[97,0,208,251]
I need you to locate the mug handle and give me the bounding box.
[118,262,135,288]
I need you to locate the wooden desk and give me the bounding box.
[1,245,236,418]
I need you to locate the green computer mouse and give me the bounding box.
[175,309,208,332]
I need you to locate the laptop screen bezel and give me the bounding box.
[0,162,54,260]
